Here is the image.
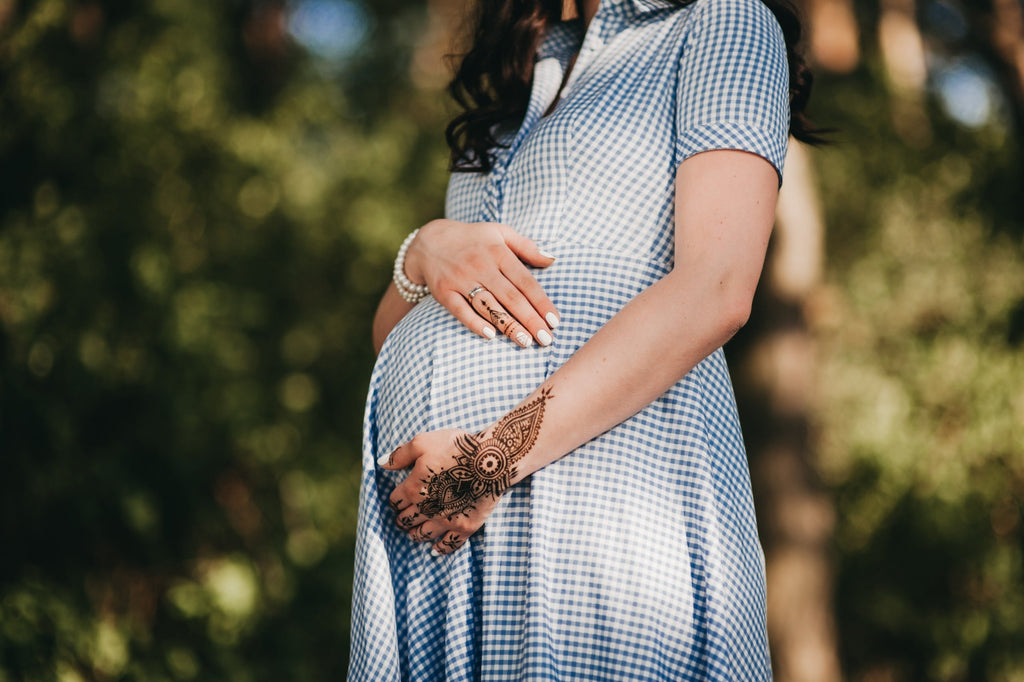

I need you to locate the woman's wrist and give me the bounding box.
[478,385,556,490]
[393,229,430,303]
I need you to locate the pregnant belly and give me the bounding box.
[369,243,673,451]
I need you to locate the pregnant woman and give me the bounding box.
[349,0,821,678]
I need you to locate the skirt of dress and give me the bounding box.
[348,243,772,681]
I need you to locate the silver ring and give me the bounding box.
[466,285,487,301]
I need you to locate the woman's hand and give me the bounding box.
[403,220,560,347]
[381,386,555,556]
[380,429,506,556]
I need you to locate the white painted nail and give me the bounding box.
[515,331,532,347]
[431,548,442,558]
[545,312,560,329]
[482,325,496,340]
[538,249,556,260]
[377,454,389,467]
[537,329,552,346]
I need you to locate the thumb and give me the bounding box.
[377,440,417,470]
[498,224,556,268]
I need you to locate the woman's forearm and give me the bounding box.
[476,150,778,486]
[372,283,414,354]
[481,264,753,485]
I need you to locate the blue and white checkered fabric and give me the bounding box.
[349,0,789,679]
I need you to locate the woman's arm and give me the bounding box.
[384,148,779,554]
[372,283,414,355]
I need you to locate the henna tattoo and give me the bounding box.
[482,300,511,330]
[441,534,462,551]
[398,512,419,529]
[418,387,553,520]
[414,527,433,541]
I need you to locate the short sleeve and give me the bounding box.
[675,0,791,185]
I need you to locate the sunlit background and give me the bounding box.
[1,0,1022,680]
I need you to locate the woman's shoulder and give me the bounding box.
[670,0,784,43]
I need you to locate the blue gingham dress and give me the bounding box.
[350,0,790,678]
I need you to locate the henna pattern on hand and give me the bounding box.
[418,387,553,520]
[485,302,511,330]
[441,534,462,551]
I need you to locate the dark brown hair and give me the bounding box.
[445,0,824,173]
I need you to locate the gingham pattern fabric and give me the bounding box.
[349,0,790,678]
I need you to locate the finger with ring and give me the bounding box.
[469,289,532,348]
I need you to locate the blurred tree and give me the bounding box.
[0,0,450,678]
[730,1,1024,681]
[734,139,841,682]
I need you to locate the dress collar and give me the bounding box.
[601,0,678,18]
[536,19,584,62]
[537,0,677,59]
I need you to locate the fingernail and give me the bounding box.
[538,249,556,260]
[545,312,560,329]
[377,454,389,467]
[515,331,532,347]
[482,325,496,340]
[537,329,552,346]
[431,548,441,558]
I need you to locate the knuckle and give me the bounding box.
[435,275,457,292]
[521,278,545,296]
[525,313,545,330]
[442,291,466,311]
[506,261,531,278]
[411,460,431,480]
[502,289,527,310]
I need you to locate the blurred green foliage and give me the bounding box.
[809,64,1024,678]
[0,0,449,678]
[1,0,1023,681]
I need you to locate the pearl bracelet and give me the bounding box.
[393,229,430,304]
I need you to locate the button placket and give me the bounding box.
[561,16,604,100]
[481,57,565,223]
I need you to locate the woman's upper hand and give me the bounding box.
[379,429,505,556]
[403,219,560,347]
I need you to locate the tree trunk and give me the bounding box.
[990,0,1024,102]
[803,0,861,74]
[731,141,841,682]
[961,0,1024,151]
[878,0,932,145]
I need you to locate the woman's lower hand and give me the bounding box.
[379,429,508,556]
[403,219,560,347]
